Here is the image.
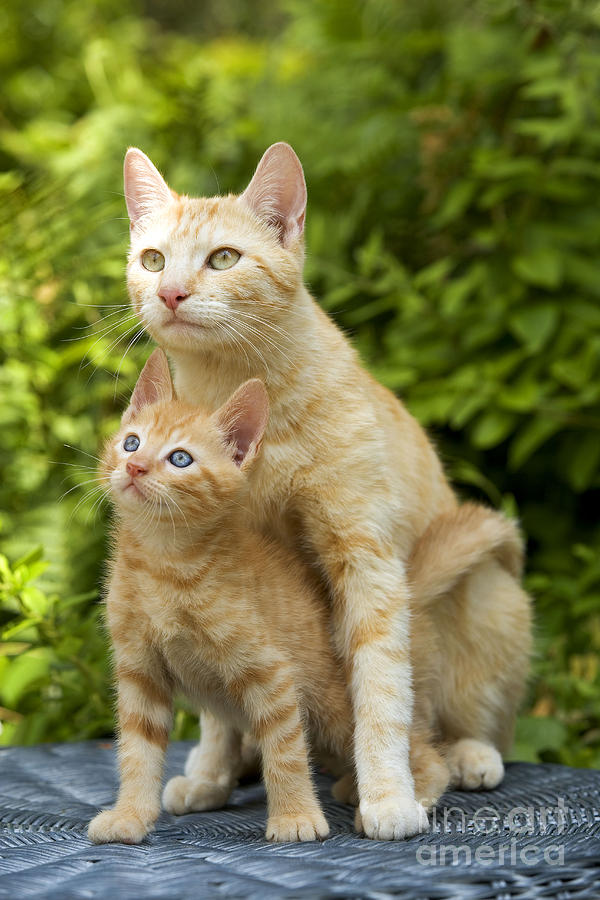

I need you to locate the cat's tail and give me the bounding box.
[408,502,524,608]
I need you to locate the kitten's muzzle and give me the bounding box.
[126,460,148,478]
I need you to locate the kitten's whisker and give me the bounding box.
[69,483,109,524]
[163,495,177,543]
[174,486,253,521]
[165,493,192,540]
[59,477,109,503]
[86,489,110,525]
[49,461,98,471]
[63,444,102,463]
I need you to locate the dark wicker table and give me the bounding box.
[0,741,598,899]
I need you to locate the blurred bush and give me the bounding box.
[1,0,599,764]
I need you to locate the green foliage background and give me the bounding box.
[1,0,599,765]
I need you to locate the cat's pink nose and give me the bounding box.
[158,287,189,310]
[126,461,148,478]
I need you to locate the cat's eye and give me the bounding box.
[141,249,165,272]
[169,449,193,468]
[123,434,140,452]
[208,248,241,270]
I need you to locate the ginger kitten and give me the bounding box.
[121,144,533,841]
[88,350,447,845]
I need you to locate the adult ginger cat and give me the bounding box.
[122,143,532,840]
[88,350,447,844]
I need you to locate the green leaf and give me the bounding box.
[566,433,600,492]
[509,716,568,762]
[512,249,564,289]
[509,305,559,352]
[509,416,563,469]
[471,410,516,449]
[1,650,52,707]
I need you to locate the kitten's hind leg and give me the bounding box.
[163,711,242,814]
[411,734,450,809]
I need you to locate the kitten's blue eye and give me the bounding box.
[123,434,140,452]
[169,449,193,468]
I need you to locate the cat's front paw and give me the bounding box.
[88,809,150,845]
[355,797,429,840]
[266,810,329,842]
[162,775,232,814]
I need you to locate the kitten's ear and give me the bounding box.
[124,148,174,228]
[122,349,174,424]
[213,379,269,468]
[241,143,306,248]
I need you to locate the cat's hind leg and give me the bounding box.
[163,711,242,814]
[445,738,504,791]
[433,557,532,790]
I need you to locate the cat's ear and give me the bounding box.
[241,143,306,247]
[122,349,174,424]
[213,379,269,468]
[124,148,174,228]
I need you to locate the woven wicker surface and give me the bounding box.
[0,742,598,899]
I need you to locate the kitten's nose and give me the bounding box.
[158,287,189,310]
[126,461,148,478]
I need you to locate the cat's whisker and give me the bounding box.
[215,320,253,373]
[70,308,135,331]
[79,317,141,376]
[218,319,271,378]
[70,302,132,310]
[82,323,144,389]
[112,328,149,399]
[227,313,297,370]
[232,309,291,342]
[65,311,139,344]
[239,317,297,364]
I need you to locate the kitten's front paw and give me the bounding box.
[162,775,232,814]
[266,810,329,842]
[88,809,150,845]
[355,797,429,840]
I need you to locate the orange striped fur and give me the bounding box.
[115,144,533,841]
